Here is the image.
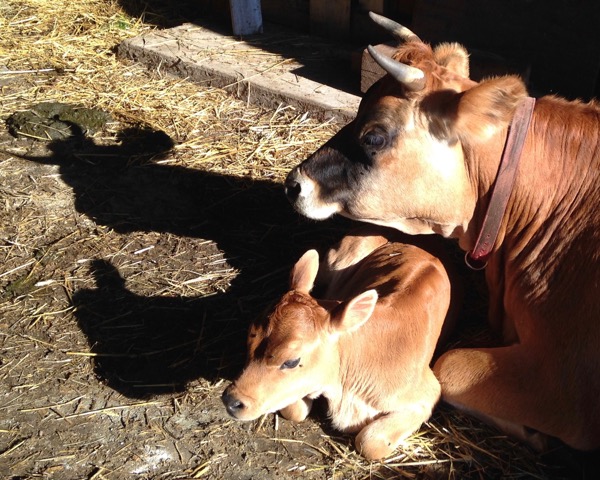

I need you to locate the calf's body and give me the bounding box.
[222,230,454,459]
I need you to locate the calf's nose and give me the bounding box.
[222,390,245,417]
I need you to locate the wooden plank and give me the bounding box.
[118,23,361,123]
[310,0,350,39]
[230,0,263,35]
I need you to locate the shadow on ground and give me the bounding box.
[13,121,600,480]
[22,124,351,398]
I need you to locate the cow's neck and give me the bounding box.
[484,95,600,318]
[499,97,600,258]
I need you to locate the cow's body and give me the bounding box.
[222,230,456,459]
[284,14,600,451]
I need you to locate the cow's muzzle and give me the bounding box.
[284,168,302,204]
[284,167,341,219]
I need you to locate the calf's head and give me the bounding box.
[285,13,527,243]
[222,249,378,421]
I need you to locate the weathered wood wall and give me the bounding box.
[412,0,600,100]
[204,0,599,100]
[233,1,416,43]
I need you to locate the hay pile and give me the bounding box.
[0,0,582,479]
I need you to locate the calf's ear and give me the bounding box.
[290,249,319,293]
[335,289,378,333]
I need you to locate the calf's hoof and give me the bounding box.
[355,428,396,461]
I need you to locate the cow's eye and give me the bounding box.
[280,358,301,370]
[361,132,386,149]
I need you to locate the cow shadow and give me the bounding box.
[22,124,351,398]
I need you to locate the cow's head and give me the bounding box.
[285,13,527,246]
[222,249,378,421]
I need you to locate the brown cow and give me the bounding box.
[284,12,600,451]
[222,230,457,460]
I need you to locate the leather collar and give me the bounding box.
[465,96,536,270]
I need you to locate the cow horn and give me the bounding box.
[367,45,426,91]
[368,11,421,42]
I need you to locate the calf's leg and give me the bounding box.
[279,397,313,423]
[355,403,436,460]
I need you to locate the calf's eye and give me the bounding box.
[280,358,301,370]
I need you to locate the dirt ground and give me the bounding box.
[0,114,355,480]
[1,1,598,479]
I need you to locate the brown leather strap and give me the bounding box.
[466,96,536,270]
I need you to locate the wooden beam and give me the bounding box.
[230,0,263,35]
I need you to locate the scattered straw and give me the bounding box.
[62,401,161,419]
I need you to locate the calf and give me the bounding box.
[222,230,456,460]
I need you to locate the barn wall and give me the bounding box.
[253,1,417,43]
[412,0,600,100]
[201,0,599,100]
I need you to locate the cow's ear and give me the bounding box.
[335,289,378,333]
[455,75,528,139]
[290,249,319,293]
[434,42,469,78]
